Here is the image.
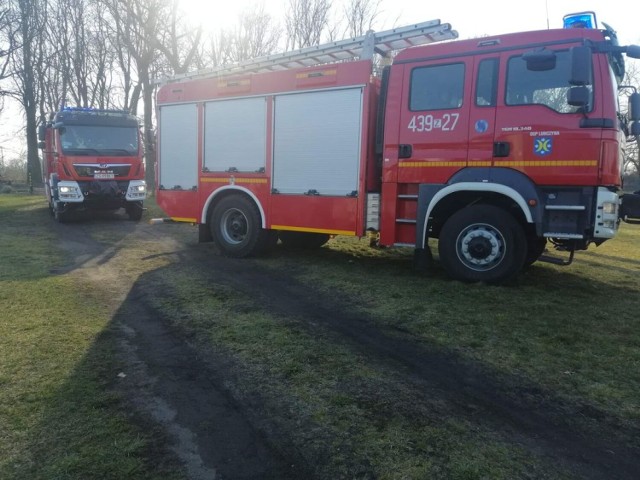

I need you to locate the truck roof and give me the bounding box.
[53,108,139,127]
[393,27,606,63]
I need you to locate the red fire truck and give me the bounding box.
[155,13,640,283]
[38,107,147,222]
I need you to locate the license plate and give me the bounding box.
[94,171,115,179]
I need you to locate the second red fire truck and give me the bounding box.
[154,13,640,283]
[39,107,147,222]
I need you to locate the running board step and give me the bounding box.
[543,232,584,239]
[538,249,575,266]
[545,205,586,211]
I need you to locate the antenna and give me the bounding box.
[545,0,550,29]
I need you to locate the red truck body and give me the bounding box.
[155,17,640,283]
[39,108,147,222]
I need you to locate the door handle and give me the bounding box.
[399,144,413,159]
[493,142,510,157]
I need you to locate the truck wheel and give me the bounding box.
[53,203,70,223]
[210,195,268,257]
[279,231,330,249]
[438,205,526,283]
[126,201,144,221]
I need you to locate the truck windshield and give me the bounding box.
[60,125,139,155]
[506,50,593,113]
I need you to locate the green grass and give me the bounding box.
[299,232,640,421]
[0,195,182,480]
[141,223,640,478]
[2,193,639,479]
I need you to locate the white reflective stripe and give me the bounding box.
[201,185,266,228]
[423,182,533,242]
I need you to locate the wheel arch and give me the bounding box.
[201,186,266,228]
[417,168,544,249]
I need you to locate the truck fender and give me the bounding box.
[49,173,59,200]
[416,168,543,248]
[200,185,267,228]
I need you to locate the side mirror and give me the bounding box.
[629,92,640,122]
[569,46,592,85]
[567,86,590,107]
[523,48,556,71]
[37,124,46,141]
[626,45,640,59]
[37,141,45,149]
[630,122,640,137]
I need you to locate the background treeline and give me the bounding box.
[0,0,638,189]
[0,0,384,188]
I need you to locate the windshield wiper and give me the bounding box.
[63,148,100,155]
[98,149,136,155]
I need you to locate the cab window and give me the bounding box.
[505,50,593,113]
[476,58,498,107]
[410,63,465,111]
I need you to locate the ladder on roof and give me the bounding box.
[156,19,458,84]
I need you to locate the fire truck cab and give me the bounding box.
[39,107,147,222]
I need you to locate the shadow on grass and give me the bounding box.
[7,208,640,480]
[104,241,640,479]
[2,322,184,480]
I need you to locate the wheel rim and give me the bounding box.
[220,208,248,245]
[455,223,505,271]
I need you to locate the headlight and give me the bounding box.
[56,181,84,202]
[602,202,617,215]
[126,180,147,200]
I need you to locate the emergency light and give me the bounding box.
[563,12,598,29]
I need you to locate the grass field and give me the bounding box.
[0,195,182,480]
[1,192,639,479]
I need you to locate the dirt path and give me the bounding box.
[49,214,640,480]
[50,213,304,480]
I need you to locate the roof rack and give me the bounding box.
[156,19,457,84]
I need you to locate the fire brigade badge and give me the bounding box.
[534,137,553,156]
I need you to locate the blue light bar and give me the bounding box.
[563,12,598,29]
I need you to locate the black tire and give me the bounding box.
[438,205,527,283]
[210,195,269,257]
[279,231,330,249]
[53,202,70,223]
[126,201,144,221]
[524,236,547,267]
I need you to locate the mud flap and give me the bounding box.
[413,246,434,272]
[620,192,640,224]
[199,223,213,243]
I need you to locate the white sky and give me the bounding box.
[180,0,639,45]
[1,1,638,159]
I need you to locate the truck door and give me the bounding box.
[396,58,472,185]
[493,47,601,186]
[468,57,499,165]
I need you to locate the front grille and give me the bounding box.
[73,164,132,178]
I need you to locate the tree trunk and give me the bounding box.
[141,72,155,194]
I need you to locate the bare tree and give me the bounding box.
[104,0,166,191]
[343,0,381,37]
[157,0,202,75]
[622,62,640,177]
[285,0,332,49]
[218,6,281,63]
[8,0,48,186]
[0,5,18,105]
